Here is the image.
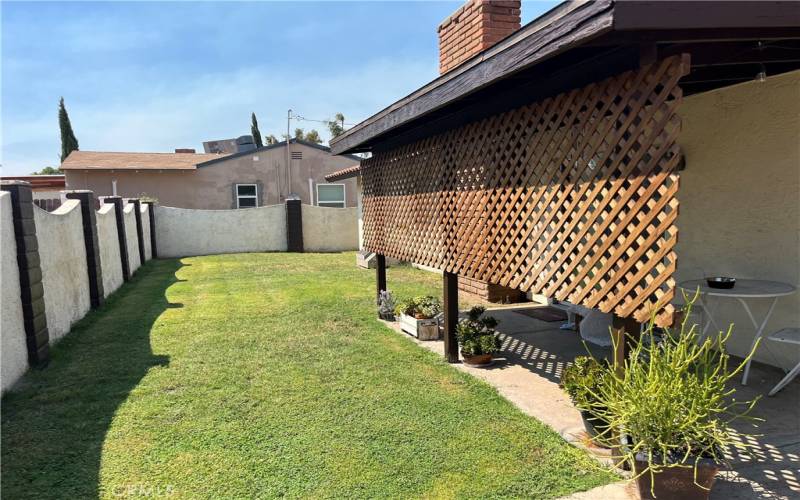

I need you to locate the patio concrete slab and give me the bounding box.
[381,304,800,500]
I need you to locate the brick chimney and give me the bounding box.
[438,0,521,75]
[174,148,196,154]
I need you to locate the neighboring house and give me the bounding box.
[61,139,360,209]
[0,175,65,199]
[0,175,66,211]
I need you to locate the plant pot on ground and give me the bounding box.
[578,297,761,500]
[456,306,500,367]
[377,290,396,321]
[560,356,610,443]
[396,296,442,340]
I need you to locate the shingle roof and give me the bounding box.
[325,164,361,182]
[60,150,227,170]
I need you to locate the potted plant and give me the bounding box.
[456,306,500,366]
[396,295,441,340]
[378,290,396,321]
[584,301,761,500]
[560,356,610,442]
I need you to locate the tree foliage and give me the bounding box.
[281,128,322,144]
[250,112,264,148]
[326,112,346,139]
[31,166,63,175]
[59,97,79,163]
[304,129,322,144]
[265,134,279,145]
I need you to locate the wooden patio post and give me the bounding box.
[611,314,641,376]
[443,271,459,363]
[375,254,386,307]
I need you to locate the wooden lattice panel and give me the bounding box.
[361,55,690,324]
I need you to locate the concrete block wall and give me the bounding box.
[302,205,358,252]
[0,185,155,393]
[155,203,358,258]
[96,204,124,298]
[1,193,29,392]
[34,200,91,342]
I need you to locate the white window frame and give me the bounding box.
[236,183,259,209]
[316,183,346,208]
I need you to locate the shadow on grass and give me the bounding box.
[1,259,182,499]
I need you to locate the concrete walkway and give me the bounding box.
[382,304,800,500]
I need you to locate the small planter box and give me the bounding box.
[399,313,440,340]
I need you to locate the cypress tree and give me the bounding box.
[59,97,79,163]
[251,112,264,148]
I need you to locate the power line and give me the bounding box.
[293,114,358,127]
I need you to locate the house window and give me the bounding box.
[317,184,345,208]
[236,184,258,208]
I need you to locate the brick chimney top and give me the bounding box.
[174,148,196,154]
[438,0,521,75]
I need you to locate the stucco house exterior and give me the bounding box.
[61,139,360,209]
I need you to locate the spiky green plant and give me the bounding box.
[581,297,761,493]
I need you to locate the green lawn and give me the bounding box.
[2,252,615,499]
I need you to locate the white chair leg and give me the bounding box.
[769,362,800,396]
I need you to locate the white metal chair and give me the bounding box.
[764,328,800,396]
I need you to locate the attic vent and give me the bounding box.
[291,151,303,160]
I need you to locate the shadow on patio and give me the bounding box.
[388,303,800,500]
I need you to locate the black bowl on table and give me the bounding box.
[706,277,736,289]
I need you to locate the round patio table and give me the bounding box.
[678,279,796,385]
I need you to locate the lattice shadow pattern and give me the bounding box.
[361,55,691,325]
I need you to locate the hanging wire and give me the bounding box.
[293,114,358,127]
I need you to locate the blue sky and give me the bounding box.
[2,1,557,175]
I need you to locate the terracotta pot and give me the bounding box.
[414,313,430,319]
[462,352,492,366]
[633,453,720,500]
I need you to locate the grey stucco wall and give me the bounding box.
[97,203,124,297]
[676,70,800,370]
[123,204,141,274]
[141,204,152,261]
[155,204,287,258]
[34,200,90,343]
[301,205,358,252]
[1,192,29,393]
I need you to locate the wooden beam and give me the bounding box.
[443,272,459,363]
[375,254,386,307]
[611,314,641,376]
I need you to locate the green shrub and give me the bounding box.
[456,306,500,356]
[561,356,607,409]
[395,295,441,319]
[584,299,761,491]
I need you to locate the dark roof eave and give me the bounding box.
[330,0,800,156]
[197,138,361,167]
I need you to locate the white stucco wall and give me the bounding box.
[97,203,124,297]
[676,70,800,370]
[34,200,90,343]
[155,204,287,258]
[141,204,152,261]
[123,203,141,274]
[1,192,29,393]
[302,205,359,252]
